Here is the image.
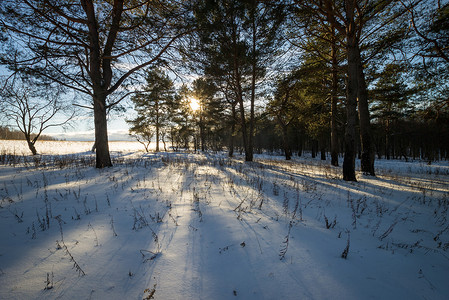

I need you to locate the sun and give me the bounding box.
[189,97,201,112]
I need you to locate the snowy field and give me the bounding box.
[0,140,449,299]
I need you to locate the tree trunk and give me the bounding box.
[229,131,235,157]
[229,104,236,157]
[320,138,326,160]
[162,133,167,152]
[282,124,291,160]
[93,94,112,168]
[312,140,317,158]
[83,0,114,168]
[193,134,198,153]
[232,25,249,161]
[155,100,160,152]
[247,8,257,163]
[156,124,160,152]
[356,54,375,176]
[343,81,357,182]
[385,120,390,159]
[297,136,303,157]
[343,1,358,181]
[26,138,38,155]
[200,114,205,152]
[237,90,248,160]
[330,24,339,166]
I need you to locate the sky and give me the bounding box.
[45,115,135,142]
[0,67,193,142]
[1,65,141,142]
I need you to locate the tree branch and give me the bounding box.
[106,30,192,97]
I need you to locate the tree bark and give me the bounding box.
[236,83,248,160]
[330,24,339,166]
[232,25,249,161]
[26,138,38,155]
[356,54,375,175]
[200,113,205,152]
[385,119,390,159]
[343,1,358,181]
[297,135,303,157]
[320,137,326,160]
[93,93,112,168]
[83,0,117,168]
[229,104,236,158]
[155,100,160,152]
[247,5,257,162]
[162,135,167,151]
[343,83,357,181]
[312,140,317,158]
[281,124,292,160]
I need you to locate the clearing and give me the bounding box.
[0,141,448,299]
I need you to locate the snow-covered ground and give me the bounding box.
[0,140,448,299]
[0,140,144,155]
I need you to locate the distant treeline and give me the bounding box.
[0,126,58,141]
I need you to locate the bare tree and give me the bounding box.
[128,120,153,153]
[0,0,192,167]
[0,78,73,155]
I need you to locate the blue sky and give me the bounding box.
[45,117,134,141]
[0,65,137,141]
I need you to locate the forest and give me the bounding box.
[1,2,449,299]
[0,126,58,141]
[0,0,448,179]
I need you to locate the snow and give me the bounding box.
[0,140,448,299]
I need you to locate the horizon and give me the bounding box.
[46,129,134,142]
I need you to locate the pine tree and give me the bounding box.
[371,63,410,159]
[193,0,285,161]
[268,75,297,160]
[191,78,226,152]
[127,69,177,152]
[293,0,408,180]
